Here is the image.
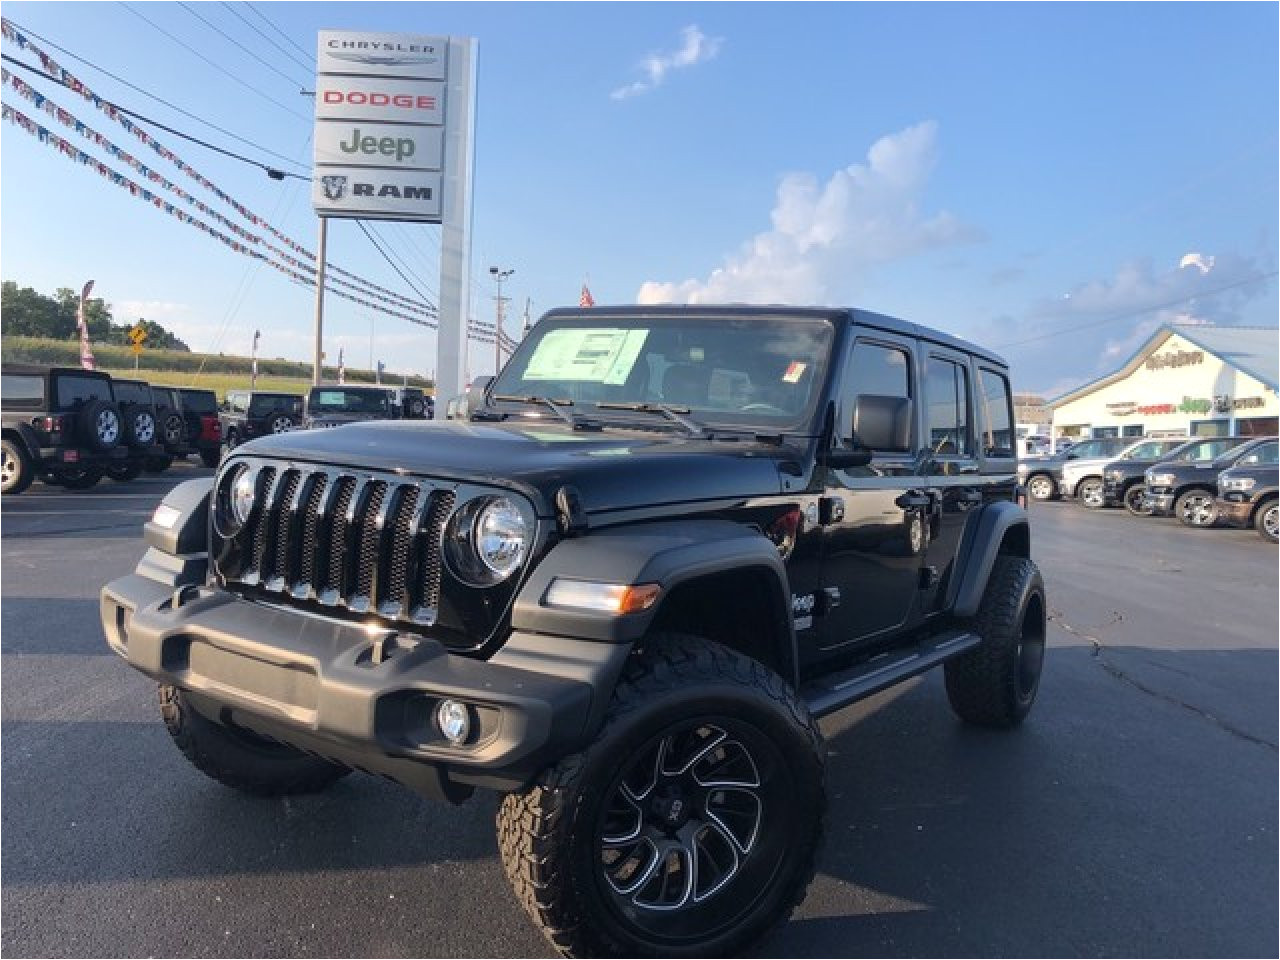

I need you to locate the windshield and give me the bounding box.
[1214,441,1257,466]
[1065,439,1119,459]
[250,394,302,416]
[490,313,834,430]
[308,388,390,415]
[1123,440,1176,459]
[1172,438,1239,461]
[179,390,217,414]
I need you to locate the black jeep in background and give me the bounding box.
[2,363,129,493]
[1213,440,1279,542]
[387,385,432,419]
[221,390,303,449]
[303,384,395,428]
[103,305,1045,957]
[108,377,163,483]
[1101,435,1247,515]
[154,386,222,468]
[1145,435,1279,526]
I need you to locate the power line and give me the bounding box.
[0,53,305,180]
[178,2,310,89]
[370,222,439,302]
[120,2,311,122]
[2,17,305,168]
[356,220,438,314]
[244,2,314,65]
[220,2,314,76]
[995,271,1280,350]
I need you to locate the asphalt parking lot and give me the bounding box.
[2,473,1276,958]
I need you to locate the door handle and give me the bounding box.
[895,490,931,510]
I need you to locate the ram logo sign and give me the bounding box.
[310,167,442,219]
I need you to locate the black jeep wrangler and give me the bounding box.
[303,384,395,428]
[2,363,130,493]
[151,385,223,468]
[221,390,304,449]
[101,306,1045,957]
[108,377,164,482]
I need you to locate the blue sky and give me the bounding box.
[1,2,1276,396]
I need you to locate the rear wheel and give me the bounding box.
[1124,484,1153,516]
[159,685,349,795]
[1078,477,1105,508]
[1,437,34,495]
[58,465,103,490]
[106,462,143,483]
[1026,473,1056,501]
[1256,500,1278,543]
[1175,488,1216,527]
[945,555,1047,728]
[497,635,825,957]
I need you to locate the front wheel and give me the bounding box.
[1175,488,1216,528]
[159,685,349,795]
[1256,500,1278,543]
[945,555,1047,728]
[1026,473,1056,502]
[497,635,825,958]
[1,437,34,495]
[1078,478,1105,508]
[1124,484,1153,516]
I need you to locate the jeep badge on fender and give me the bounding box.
[101,304,1045,957]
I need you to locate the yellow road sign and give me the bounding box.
[128,325,147,345]
[130,341,143,356]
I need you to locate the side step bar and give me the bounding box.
[801,629,982,718]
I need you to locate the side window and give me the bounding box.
[1242,441,1279,466]
[924,357,971,457]
[977,368,1014,459]
[2,374,44,404]
[844,340,912,449]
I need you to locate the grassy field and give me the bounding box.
[100,367,318,400]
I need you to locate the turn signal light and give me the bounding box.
[544,579,662,615]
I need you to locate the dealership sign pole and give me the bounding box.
[312,29,475,394]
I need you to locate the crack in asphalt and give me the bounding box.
[1048,607,1278,752]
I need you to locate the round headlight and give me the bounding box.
[230,465,256,527]
[475,497,529,578]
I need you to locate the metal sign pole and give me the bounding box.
[312,217,328,385]
[435,37,477,405]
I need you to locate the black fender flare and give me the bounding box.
[3,423,41,461]
[512,518,795,675]
[949,500,1031,618]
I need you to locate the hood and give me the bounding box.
[305,412,391,427]
[235,419,799,515]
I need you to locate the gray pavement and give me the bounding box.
[2,474,1276,957]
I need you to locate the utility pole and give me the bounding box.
[312,219,328,385]
[489,265,513,374]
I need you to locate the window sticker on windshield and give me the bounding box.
[318,391,345,405]
[783,361,807,383]
[523,328,649,384]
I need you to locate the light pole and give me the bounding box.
[489,265,513,375]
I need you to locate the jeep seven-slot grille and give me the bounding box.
[235,466,456,624]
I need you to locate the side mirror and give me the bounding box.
[850,394,912,453]
[466,375,494,412]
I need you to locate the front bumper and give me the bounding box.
[101,573,627,800]
[1147,489,1175,515]
[1214,495,1253,529]
[1102,478,1127,505]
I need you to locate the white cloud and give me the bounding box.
[636,121,977,305]
[611,25,723,100]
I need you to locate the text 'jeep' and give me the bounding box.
[101,306,1045,957]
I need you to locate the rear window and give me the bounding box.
[55,373,113,408]
[2,374,44,404]
[308,389,390,414]
[113,381,150,404]
[249,394,302,415]
[180,390,217,414]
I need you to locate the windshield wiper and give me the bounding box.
[594,401,704,437]
[491,394,578,428]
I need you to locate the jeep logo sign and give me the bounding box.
[315,123,444,171]
[310,167,442,219]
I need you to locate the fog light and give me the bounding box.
[436,699,471,745]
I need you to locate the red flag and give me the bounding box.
[579,284,595,308]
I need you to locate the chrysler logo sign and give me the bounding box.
[326,51,441,68]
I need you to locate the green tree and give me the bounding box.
[1,282,74,338]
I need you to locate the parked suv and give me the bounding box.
[221,391,303,449]
[102,306,1046,957]
[1016,435,1133,502]
[1146,436,1279,526]
[1102,435,1247,515]
[303,384,395,428]
[2,363,129,493]
[1214,441,1279,542]
[108,378,163,482]
[1060,437,1186,508]
[158,386,222,468]
[387,385,432,419]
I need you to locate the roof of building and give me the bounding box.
[1048,323,1279,409]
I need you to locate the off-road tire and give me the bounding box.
[123,410,157,447]
[1,437,34,495]
[1255,499,1278,543]
[497,634,825,958]
[1026,473,1056,501]
[158,685,349,795]
[199,448,221,469]
[144,455,173,474]
[106,462,144,483]
[80,399,122,453]
[1078,477,1105,508]
[1175,488,1216,528]
[1124,483,1153,516]
[58,465,103,491]
[945,555,1047,728]
[162,413,185,447]
[270,415,293,434]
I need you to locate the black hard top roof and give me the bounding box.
[308,384,391,393]
[2,363,113,378]
[228,389,302,397]
[539,304,1007,368]
[156,384,216,395]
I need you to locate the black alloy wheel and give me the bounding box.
[1124,483,1154,516]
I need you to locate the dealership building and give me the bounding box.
[1049,324,1278,440]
